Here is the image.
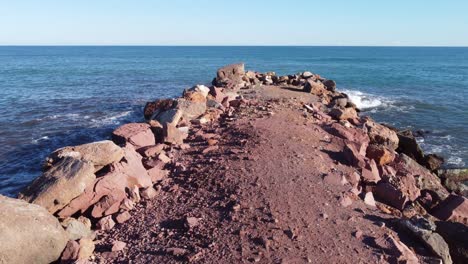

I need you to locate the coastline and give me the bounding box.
[1,63,467,263]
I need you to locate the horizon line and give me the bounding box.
[1,44,468,48]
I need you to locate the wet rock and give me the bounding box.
[112,241,127,252]
[435,221,468,263]
[19,157,95,214]
[397,217,452,264]
[62,217,94,241]
[97,215,115,230]
[431,195,468,225]
[374,233,419,264]
[112,123,156,148]
[366,144,395,166]
[46,140,124,172]
[322,79,336,91]
[364,119,399,150]
[329,107,358,121]
[0,195,68,264]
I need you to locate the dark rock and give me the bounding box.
[366,144,395,166]
[322,79,336,91]
[143,99,176,120]
[431,194,468,225]
[424,154,444,172]
[397,130,425,164]
[435,221,468,264]
[303,79,327,95]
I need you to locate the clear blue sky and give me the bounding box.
[1,0,467,46]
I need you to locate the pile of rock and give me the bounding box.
[1,63,466,263]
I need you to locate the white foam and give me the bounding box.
[90,111,132,127]
[340,89,390,110]
[31,136,49,144]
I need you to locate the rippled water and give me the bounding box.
[0,46,467,196]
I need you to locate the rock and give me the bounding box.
[215,63,245,82]
[340,195,353,208]
[119,198,135,211]
[364,192,376,207]
[343,143,366,168]
[97,215,115,230]
[302,71,314,78]
[116,211,131,224]
[148,168,169,183]
[424,154,444,172]
[62,217,94,240]
[375,180,419,210]
[91,189,126,218]
[158,152,172,163]
[331,97,348,108]
[141,187,158,199]
[129,186,141,203]
[19,157,95,214]
[0,195,68,264]
[112,123,156,148]
[138,144,165,158]
[303,79,327,95]
[364,119,399,150]
[57,146,151,218]
[398,217,452,264]
[327,123,369,155]
[366,144,396,165]
[112,241,127,252]
[46,140,124,171]
[375,233,419,264]
[392,154,449,202]
[143,98,176,120]
[431,195,468,225]
[163,123,188,145]
[154,108,183,126]
[61,240,80,262]
[322,79,336,91]
[185,216,200,229]
[209,86,227,103]
[361,159,381,183]
[435,221,468,264]
[78,238,95,260]
[329,107,358,121]
[77,216,92,229]
[175,98,207,121]
[397,130,425,164]
[189,84,210,98]
[438,168,468,197]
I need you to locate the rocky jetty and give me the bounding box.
[0,63,466,263]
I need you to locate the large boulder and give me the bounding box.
[366,144,395,166]
[57,146,151,218]
[175,98,207,121]
[0,195,68,264]
[112,123,156,148]
[364,119,399,150]
[45,140,124,172]
[322,79,336,92]
[392,154,449,202]
[212,63,245,89]
[375,173,420,210]
[431,195,468,225]
[303,79,328,96]
[397,130,425,164]
[19,157,96,214]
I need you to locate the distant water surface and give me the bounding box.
[0,46,467,196]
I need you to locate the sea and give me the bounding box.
[0,46,467,196]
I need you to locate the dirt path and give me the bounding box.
[94,86,409,263]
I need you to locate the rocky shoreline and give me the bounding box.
[1,63,467,263]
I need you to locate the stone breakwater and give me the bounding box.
[0,63,467,263]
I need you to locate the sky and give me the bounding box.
[0,0,467,46]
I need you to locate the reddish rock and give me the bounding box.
[57,146,151,218]
[119,198,135,211]
[361,159,381,183]
[364,119,399,150]
[183,90,207,103]
[112,241,127,252]
[97,215,115,230]
[327,123,369,155]
[138,144,165,158]
[397,130,425,164]
[375,234,419,264]
[61,240,80,262]
[112,123,155,148]
[115,211,131,224]
[343,142,366,168]
[91,190,126,218]
[143,99,176,120]
[147,167,169,183]
[185,216,200,229]
[163,123,188,145]
[432,195,468,225]
[423,154,444,172]
[215,63,245,81]
[329,107,358,121]
[141,187,158,200]
[303,79,327,95]
[366,144,395,165]
[375,182,414,210]
[129,186,141,203]
[157,152,172,164]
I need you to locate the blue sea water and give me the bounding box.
[0,46,467,196]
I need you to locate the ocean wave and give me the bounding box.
[31,136,49,144]
[340,89,393,110]
[90,110,133,127]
